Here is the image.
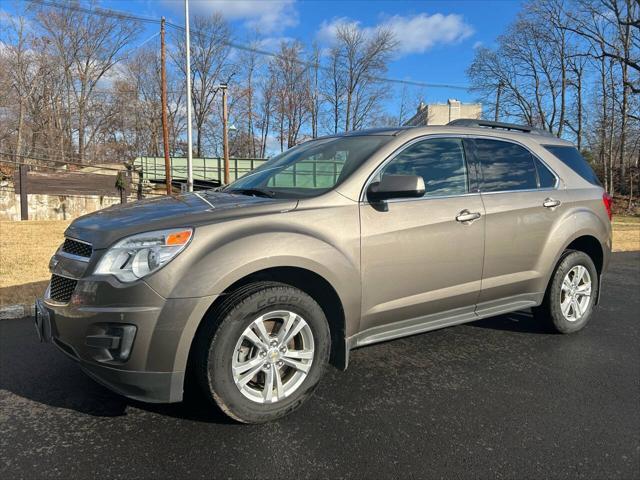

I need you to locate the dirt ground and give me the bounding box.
[1,216,638,306]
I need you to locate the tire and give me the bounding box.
[192,282,330,423]
[533,250,599,334]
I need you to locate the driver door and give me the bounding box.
[359,137,485,335]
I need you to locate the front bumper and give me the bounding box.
[37,277,216,404]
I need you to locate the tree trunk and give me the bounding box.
[576,69,583,150]
[78,102,85,163]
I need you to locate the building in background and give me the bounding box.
[404,99,482,126]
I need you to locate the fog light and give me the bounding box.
[86,324,137,362]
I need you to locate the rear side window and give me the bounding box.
[473,139,538,192]
[534,158,557,188]
[542,145,601,186]
[381,138,468,196]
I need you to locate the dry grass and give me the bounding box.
[0,216,638,306]
[0,220,70,305]
[612,215,640,252]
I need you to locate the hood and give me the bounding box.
[65,191,297,249]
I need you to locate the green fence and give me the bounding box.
[134,156,348,188]
[134,157,268,184]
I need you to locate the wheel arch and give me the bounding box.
[543,232,607,306]
[185,266,350,382]
[565,235,604,275]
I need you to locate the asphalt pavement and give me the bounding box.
[1,252,639,479]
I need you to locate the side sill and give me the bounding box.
[347,293,544,353]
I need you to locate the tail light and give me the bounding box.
[602,192,613,221]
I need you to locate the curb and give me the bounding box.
[0,304,35,320]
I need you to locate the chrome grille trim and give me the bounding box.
[62,238,93,259]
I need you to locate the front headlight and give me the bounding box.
[94,228,193,282]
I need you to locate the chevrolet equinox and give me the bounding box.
[36,119,613,423]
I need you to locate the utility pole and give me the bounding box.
[184,0,194,192]
[160,17,172,195]
[221,83,230,185]
[494,81,503,122]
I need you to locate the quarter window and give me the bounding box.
[381,138,468,196]
[473,139,538,192]
[535,158,557,188]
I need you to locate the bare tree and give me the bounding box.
[271,41,310,150]
[468,0,639,208]
[307,43,321,138]
[257,73,276,158]
[332,23,397,131]
[173,13,234,157]
[37,4,138,162]
[322,45,346,134]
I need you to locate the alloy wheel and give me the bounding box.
[231,310,315,404]
[560,265,592,322]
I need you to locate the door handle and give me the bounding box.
[456,210,481,223]
[542,198,561,209]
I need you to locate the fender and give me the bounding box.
[150,227,361,377]
[537,206,610,297]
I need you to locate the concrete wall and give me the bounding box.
[426,100,482,125]
[0,183,125,221]
[405,99,482,126]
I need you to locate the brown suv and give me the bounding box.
[36,120,612,423]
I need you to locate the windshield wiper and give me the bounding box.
[226,188,275,198]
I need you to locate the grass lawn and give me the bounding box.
[1,220,71,306]
[1,216,639,306]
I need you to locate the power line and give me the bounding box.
[25,0,471,91]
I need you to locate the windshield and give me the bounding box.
[224,135,392,198]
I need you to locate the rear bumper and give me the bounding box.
[36,278,216,404]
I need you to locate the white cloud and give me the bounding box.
[186,0,298,34]
[473,40,483,49]
[318,12,474,56]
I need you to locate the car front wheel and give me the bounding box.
[192,282,330,423]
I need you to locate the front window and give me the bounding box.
[225,135,391,198]
[380,138,469,196]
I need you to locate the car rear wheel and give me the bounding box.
[533,250,599,333]
[192,282,330,423]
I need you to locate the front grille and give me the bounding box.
[62,238,92,258]
[49,274,78,303]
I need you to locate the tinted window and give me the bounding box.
[474,139,538,192]
[543,145,601,186]
[381,138,468,196]
[535,158,556,188]
[225,135,391,198]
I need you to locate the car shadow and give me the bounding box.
[0,317,235,424]
[468,310,555,334]
[1,310,550,423]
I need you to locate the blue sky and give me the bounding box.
[97,0,524,104]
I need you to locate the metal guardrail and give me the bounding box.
[134,156,347,188]
[134,157,268,183]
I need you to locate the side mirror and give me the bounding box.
[367,174,426,202]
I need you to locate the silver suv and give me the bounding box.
[36,120,612,423]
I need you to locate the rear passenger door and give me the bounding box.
[468,138,564,310]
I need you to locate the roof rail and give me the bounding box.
[447,119,553,136]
